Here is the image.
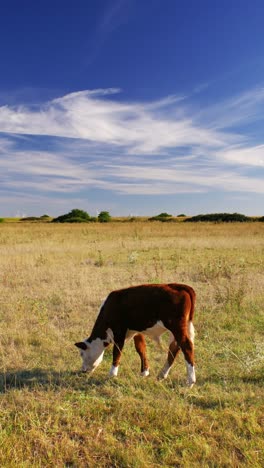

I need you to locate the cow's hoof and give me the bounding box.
[187,379,196,388]
[157,372,167,381]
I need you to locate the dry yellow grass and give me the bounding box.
[0,222,263,466]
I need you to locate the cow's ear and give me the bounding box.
[75,342,88,350]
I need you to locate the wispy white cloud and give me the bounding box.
[0,85,264,210]
[101,163,264,194]
[197,86,264,130]
[216,144,264,167]
[0,88,237,153]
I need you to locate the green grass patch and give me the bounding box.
[0,222,263,466]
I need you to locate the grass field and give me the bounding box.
[0,222,263,467]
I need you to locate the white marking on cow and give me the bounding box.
[141,369,150,377]
[126,321,166,344]
[109,365,119,377]
[143,320,167,340]
[157,361,172,380]
[79,338,105,372]
[185,361,196,387]
[188,321,195,344]
[126,322,166,344]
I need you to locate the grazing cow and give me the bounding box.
[75,283,196,387]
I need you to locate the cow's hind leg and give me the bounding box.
[160,325,196,387]
[178,335,196,387]
[134,334,150,376]
[158,335,181,380]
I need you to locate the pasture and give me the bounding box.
[0,222,263,467]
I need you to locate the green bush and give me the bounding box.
[0,218,4,223]
[185,213,251,223]
[148,212,173,222]
[20,217,40,222]
[52,209,92,223]
[98,211,111,223]
[63,217,90,223]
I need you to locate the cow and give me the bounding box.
[75,283,196,387]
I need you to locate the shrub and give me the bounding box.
[52,209,92,223]
[185,213,251,223]
[148,212,173,222]
[98,211,111,223]
[0,218,4,223]
[62,217,90,223]
[20,217,40,222]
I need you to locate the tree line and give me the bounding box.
[1,210,264,223]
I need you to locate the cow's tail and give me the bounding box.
[186,286,196,323]
[184,285,196,344]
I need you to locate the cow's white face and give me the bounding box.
[75,338,105,373]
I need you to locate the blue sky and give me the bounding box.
[1,0,264,217]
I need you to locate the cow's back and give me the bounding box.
[103,283,194,332]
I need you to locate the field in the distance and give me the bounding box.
[0,222,263,467]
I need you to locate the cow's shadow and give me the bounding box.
[0,369,107,393]
[2,367,261,395]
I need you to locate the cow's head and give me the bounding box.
[75,338,105,373]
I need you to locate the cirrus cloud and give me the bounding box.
[0,86,264,216]
[0,88,237,153]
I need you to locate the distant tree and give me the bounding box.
[98,211,111,223]
[148,212,173,222]
[177,214,186,217]
[69,209,91,220]
[62,217,90,223]
[0,218,4,223]
[184,213,251,223]
[157,212,172,218]
[20,217,40,222]
[52,209,92,223]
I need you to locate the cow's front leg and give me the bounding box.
[109,333,125,377]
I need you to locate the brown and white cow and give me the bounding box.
[75,283,196,387]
